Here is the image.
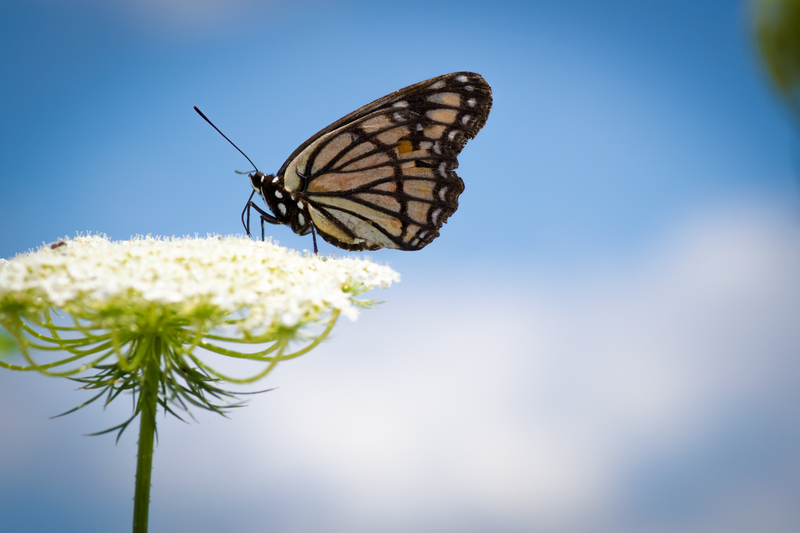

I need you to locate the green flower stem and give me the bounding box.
[133,335,160,533]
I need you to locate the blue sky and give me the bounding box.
[2,1,800,532]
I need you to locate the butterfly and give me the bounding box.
[195,72,492,252]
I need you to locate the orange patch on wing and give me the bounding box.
[397,139,413,154]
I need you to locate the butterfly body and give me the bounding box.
[215,72,492,251]
[250,172,313,236]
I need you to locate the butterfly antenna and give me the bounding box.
[194,106,260,174]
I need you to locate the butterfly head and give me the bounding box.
[250,172,282,218]
[250,172,290,224]
[249,171,270,193]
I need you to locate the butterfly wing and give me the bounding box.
[278,72,492,251]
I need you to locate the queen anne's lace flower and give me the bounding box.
[0,234,399,333]
[0,234,400,422]
[0,234,400,533]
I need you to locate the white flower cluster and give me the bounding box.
[0,235,400,333]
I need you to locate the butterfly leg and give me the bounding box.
[243,200,280,240]
[241,190,258,236]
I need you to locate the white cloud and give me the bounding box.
[147,202,800,531]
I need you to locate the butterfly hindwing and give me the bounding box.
[277,72,492,251]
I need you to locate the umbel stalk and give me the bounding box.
[132,336,160,533]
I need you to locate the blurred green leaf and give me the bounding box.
[753,0,800,118]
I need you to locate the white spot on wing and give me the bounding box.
[430,80,445,89]
[278,203,287,215]
[467,98,477,107]
[456,75,468,82]
[438,187,447,201]
[297,213,305,226]
[392,101,409,107]
[448,130,459,141]
[462,115,471,125]
[465,85,474,91]
[274,190,283,199]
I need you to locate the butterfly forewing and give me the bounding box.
[277,72,492,251]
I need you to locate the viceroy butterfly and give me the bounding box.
[196,72,492,252]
